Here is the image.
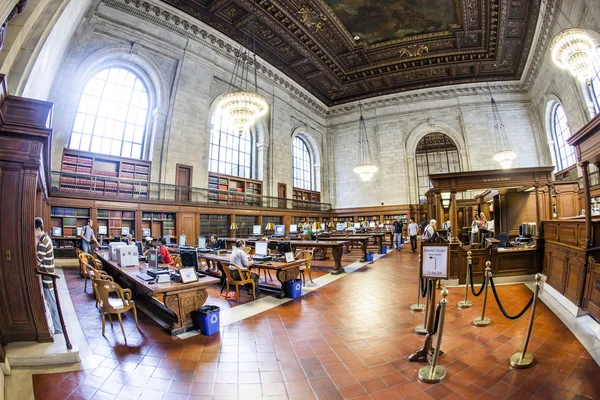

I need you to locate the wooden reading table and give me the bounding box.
[95,250,220,335]
[222,238,349,274]
[198,253,306,298]
[327,232,386,253]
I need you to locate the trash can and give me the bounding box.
[285,279,302,299]
[195,305,220,335]
[366,252,374,262]
[381,246,387,255]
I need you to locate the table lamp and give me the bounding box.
[327,221,335,231]
[297,222,304,231]
[230,222,238,238]
[265,222,275,235]
[312,221,320,231]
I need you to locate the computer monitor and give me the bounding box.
[122,227,130,236]
[253,225,262,235]
[77,227,83,236]
[51,227,62,237]
[369,222,375,228]
[142,229,150,238]
[289,224,298,233]
[216,238,227,250]
[354,223,361,229]
[336,223,345,231]
[164,235,171,245]
[179,234,186,246]
[197,236,207,249]
[277,241,292,255]
[98,226,108,235]
[274,225,285,235]
[148,249,159,269]
[180,249,199,269]
[135,241,143,255]
[255,241,269,256]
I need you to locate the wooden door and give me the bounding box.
[176,164,192,202]
[278,183,286,209]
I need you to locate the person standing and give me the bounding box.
[408,218,420,253]
[35,217,63,334]
[393,217,403,250]
[422,219,437,241]
[80,219,97,254]
[471,213,481,245]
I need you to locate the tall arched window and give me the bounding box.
[590,50,600,114]
[292,136,313,190]
[415,133,461,202]
[208,108,253,178]
[69,68,149,159]
[551,104,576,171]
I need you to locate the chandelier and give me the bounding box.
[489,89,516,169]
[353,102,377,181]
[218,21,268,135]
[550,28,596,80]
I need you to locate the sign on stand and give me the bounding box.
[420,243,449,280]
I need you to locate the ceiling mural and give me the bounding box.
[159,0,542,106]
[323,0,458,44]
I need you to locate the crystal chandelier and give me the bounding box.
[489,90,516,169]
[550,28,596,80]
[353,102,378,181]
[218,21,268,135]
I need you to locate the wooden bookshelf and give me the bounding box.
[199,214,229,237]
[292,188,320,203]
[141,212,176,239]
[97,209,135,238]
[50,207,90,238]
[207,173,262,206]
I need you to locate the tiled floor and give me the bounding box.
[32,248,600,399]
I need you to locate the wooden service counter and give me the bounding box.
[541,218,600,319]
[95,250,220,335]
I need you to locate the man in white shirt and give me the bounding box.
[230,240,259,296]
[408,218,420,253]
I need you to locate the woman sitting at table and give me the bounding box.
[230,240,260,296]
[157,236,172,264]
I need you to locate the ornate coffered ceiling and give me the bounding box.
[159,0,541,106]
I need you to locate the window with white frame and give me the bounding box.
[415,133,461,203]
[69,68,149,159]
[208,108,253,178]
[551,104,576,171]
[292,136,313,191]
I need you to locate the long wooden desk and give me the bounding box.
[327,232,386,253]
[198,253,305,298]
[311,236,370,261]
[222,238,349,274]
[95,250,220,335]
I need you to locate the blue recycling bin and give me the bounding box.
[366,252,374,262]
[381,246,387,254]
[286,279,302,299]
[196,305,220,335]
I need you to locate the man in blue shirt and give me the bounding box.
[393,217,403,251]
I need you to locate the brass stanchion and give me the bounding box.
[415,279,430,335]
[410,279,438,360]
[458,251,474,309]
[411,255,426,312]
[418,289,449,383]
[472,262,492,327]
[509,273,542,368]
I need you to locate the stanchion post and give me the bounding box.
[472,262,492,327]
[458,251,473,309]
[411,255,425,312]
[418,289,449,383]
[510,273,542,368]
[415,278,430,335]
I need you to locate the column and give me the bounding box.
[534,185,541,230]
[547,184,554,220]
[581,162,592,247]
[436,194,444,226]
[450,192,457,238]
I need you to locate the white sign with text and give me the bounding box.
[421,245,449,279]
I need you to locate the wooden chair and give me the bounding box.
[87,266,114,308]
[221,263,256,303]
[171,255,182,269]
[78,252,103,293]
[75,248,83,276]
[93,278,141,344]
[295,249,314,286]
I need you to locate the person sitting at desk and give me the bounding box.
[230,240,260,296]
[209,235,219,250]
[157,237,172,264]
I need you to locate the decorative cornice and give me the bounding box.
[104,0,329,114]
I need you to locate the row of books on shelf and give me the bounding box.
[63,155,92,166]
[142,212,175,220]
[51,207,90,217]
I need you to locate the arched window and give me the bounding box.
[208,108,253,178]
[590,50,600,114]
[292,136,313,190]
[415,133,461,202]
[69,68,149,159]
[551,104,576,171]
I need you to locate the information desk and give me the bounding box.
[95,250,220,335]
[198,253,306,298]
[222,238,349,274]
[327,232,386,253]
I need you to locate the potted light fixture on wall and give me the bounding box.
[353,102,378,181]
[218,20,269,135]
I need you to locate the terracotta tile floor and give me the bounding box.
[33,248,600,399]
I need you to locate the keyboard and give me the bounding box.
[253,255,272,262]
[136,273,154,282]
